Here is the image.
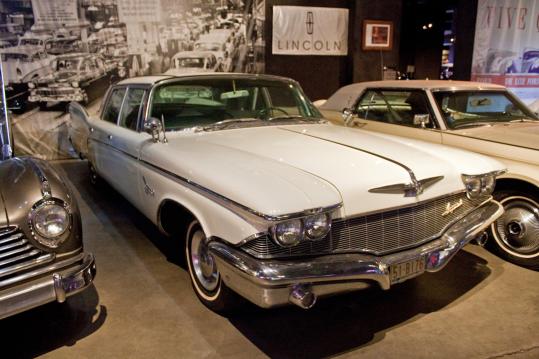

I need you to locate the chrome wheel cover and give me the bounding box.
[190,229,219,292]
[492,196,539,257]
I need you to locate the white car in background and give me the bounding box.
[318,80,539,269]
[69,74,505,311]
[165,51,220,75]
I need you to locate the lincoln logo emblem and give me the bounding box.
[306,11,314,35]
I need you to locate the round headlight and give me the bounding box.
[71,81,79,88]
[28,82,35,89]
[30,201,71,248]
[304,213,331,240]
[463,175,482,199]
[272,219,303,247]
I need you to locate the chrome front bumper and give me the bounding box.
[0,252,96,319]
[209,200,503,308]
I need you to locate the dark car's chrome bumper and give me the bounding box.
[209,200,503,309]
[0,252,96,319]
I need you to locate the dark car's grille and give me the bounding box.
[241,192,477,259]
[35,88,74,96]
[0,227,54,283]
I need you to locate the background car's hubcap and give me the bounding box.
[190,230,219,292]
[494,197,539,255]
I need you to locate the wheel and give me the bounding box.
[185,220,237,312]
[489,190,539,269]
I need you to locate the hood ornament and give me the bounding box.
[369,176,444,197]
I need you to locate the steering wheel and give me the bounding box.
[257,107,289,119]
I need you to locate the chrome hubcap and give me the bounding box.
[494,196,539,255]
[190,230,219,292]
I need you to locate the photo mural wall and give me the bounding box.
[0,0,266,159]
[471,0,539,105]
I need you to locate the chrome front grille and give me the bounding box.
[0,227,54,281]
[35,88,74,96]
[241,192,477,259]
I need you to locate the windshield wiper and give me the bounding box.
[453,121,495,129]
[201,118,260,132]
[267,115,304,121]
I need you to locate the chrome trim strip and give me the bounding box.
[0,239,27,251]
[0,253,55,278]
[138,158,343,222]
[0,249,41,267]
[0,252,82,288]
[0,244,33,259]
[0,232,24,244]
[23,158,52,199]
[280,127,426,194]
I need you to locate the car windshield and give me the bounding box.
[54,58,81,71]
[432,91,539,129]
[19,38,42,46]
[194,42,221,52]
[174,57,205,68]
[149,78,322,131]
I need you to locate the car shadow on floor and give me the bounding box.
[56,160,495,358]
[0,285,106,358]
[225,250,491,359]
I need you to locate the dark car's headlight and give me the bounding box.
[271,212,333,248]
[29,199,72,248]
[462,172,499,200]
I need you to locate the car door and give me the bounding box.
[350,89,443,144]
[106,86,151,208]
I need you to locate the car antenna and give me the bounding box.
[161,114,168,143]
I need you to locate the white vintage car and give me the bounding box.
[70,74,505,311]
[318,80,539,269]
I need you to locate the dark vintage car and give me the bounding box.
[28,52,124,107]
[0,83,96,319]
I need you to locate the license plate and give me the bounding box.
[390,257,426,284]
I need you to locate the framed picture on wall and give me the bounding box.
[362,20,393,51]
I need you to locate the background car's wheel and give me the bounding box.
[489,190,539,269]
[185,220,237,312]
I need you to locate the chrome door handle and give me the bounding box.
[107,135,113,140]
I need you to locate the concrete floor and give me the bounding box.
[1,159,538,359]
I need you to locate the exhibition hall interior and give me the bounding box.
[0,0,538,358]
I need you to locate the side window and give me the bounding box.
[102,88,126,124]
[356,89,435,128]
[119,88,145,130]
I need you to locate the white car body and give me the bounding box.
[319,80,539,268]
[70,74,505,310]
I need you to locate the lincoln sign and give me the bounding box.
[272,6,348,56]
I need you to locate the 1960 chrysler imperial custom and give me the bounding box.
[70,74,505,311]
[318,80,539,269]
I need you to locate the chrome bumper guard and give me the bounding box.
[0,253,96,319]
[209,200,503,308]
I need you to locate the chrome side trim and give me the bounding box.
[280,128,426,196]
[138,158,343,222]
[24,158,52,199]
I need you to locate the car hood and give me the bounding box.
[451,122,539,150]
[143,124,503,218]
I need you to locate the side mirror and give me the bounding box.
[413,114,430,129]
[144,117,163,142]
[341,107,356,126]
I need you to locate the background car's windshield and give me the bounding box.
[175,58,205,68]
[54,58,81,71]
[149,78,321,131]
[433,91,538,129]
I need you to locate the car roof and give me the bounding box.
[118,73,298,86]
[320,80,507,111]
